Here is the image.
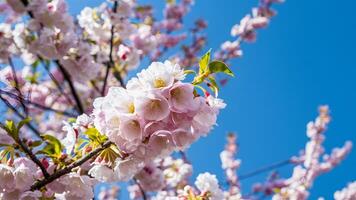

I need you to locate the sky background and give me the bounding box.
[69,0,356,199]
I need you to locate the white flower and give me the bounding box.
[117,44,140,70]
[74,113,91,129]
[88,164,116,182]
[62,121,77,154]
[192,101,218,135]
[56,173,95,200]
[106,87,135,115]
[334,181,356,200]
[135,93,170,121]
[195,172,224,200]
[0,164,15,193]
[114,157,144,181]
[13,164,35,191]
[163,157,192,187]
[19,191,42,200]
[207,95,226,111]
[0,129,13,144]
[128,60,185,92]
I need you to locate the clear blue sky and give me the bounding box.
[70,0,355,199]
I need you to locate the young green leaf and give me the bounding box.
[17,117,32,130]
[199,49,211,75]
[208,60,234,77]
[84,128,107,144]
[41,134,63,156]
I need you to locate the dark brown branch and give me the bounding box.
[0,95,41,137]
[54,60,84,114]
[30,141,113,191]
[0,89,76,117]
[18,138,50,178]
[102,0,124,95]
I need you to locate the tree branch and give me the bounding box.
[55,60,84,114]
[239,159,291,180]
[0,122,49,178]
[17,137,50,178]
[133,178,148,200]
[102,0,125,95]
[0,89,76,117]
[30,140,113,191]
[39,57,74,108]
[0,95,41,137]
[8,57,28,116]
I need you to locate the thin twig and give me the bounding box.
[0,89,76,117]
[39,58,74,107]
[0,95,41,137]
[133,177,148,200]
[8,57,28,116]
[102,0,125,95]
[239,159,291,180]
[30,141,113,191]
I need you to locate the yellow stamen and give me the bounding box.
[128,103,135,113]
[154,78,166,88]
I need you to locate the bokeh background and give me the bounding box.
[69,0,356,199]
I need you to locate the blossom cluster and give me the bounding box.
[215,0,283,63]
[90,60,225,182]
[272,106,352,200]
[0,158,42,200]
[0,0,354,199]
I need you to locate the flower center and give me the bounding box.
[128,103,135,113]
[149,100,161,110]
[154,78,166,88]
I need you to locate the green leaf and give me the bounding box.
[84,128,107,144]
[199,49,211,75]
[208,60,234,77]
[30,140,43,148]
[17,117,31,130]
[31,59,40,68]
[4,120,18,140]
[41,134,63,156]
[67,118,77,123]
[0,143,11,147]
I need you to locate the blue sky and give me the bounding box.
[71,0,354,199]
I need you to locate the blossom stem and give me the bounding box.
[30,140,113,191]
